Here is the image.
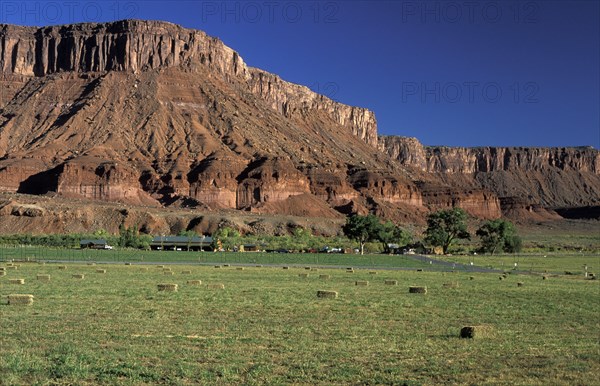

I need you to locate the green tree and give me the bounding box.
[342,214,382,255]
[212,227,241,251]
[476,219,522,254]
[378,221,412,253]
[424,208,470,254]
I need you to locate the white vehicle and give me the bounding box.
[104,245,113,250]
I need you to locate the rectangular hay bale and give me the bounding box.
[317,290,338,299]
[187,280,202,285]
[8,294,34,305]
[319,274,331,280]
[10,278,25,284]
[409,286,427,294]
[207,283,225,289]
[385,280,398,285]
[72,274,85,279]
[37,274,51,281]
[298,273,309,278]
[460,325,494,339]
[58,266,67,270]
[157,283,178,292]
[181,270,192,274]
[355,280,369,286]
[96,269,106,274]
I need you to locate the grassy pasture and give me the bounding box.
[1,262,598,385]
[437,253,600,275]
[0,246,433,269]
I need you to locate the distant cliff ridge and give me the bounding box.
[380,136,600,210]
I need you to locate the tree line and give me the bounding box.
[343,208,522,255]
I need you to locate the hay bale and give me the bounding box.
[58,266,67,270]
[162,267,172,272]
[156,265,164,269]
[0,267,5,271]
[346,267,354,271]
[319,274,331,280]
[385,280,398,285]
[164,271,174,276]
[223,264,230,267]
[157,283,178,292]
[282,266,289,270]
[469,276,475,280]
[0,271,5,276]
[181,270,192,274]
[542,275,547,280]
[207,283,225,289]
[355,280,369,286]
[87,262,96,266]
[10,279,25,284]
[369,271,377,275]
[37,274,51,281]
[499,276,504,281]
[8,294,34,305]
[517,282,524,287]
[236,267,245,271]
[298,273,309,278]
[317,290,338,299]
[187,280,202,285]
[409,286,427,294]
[214,265,222,268]
[6,266,17,270]
[256,265,263,268]
[96,269,106,274]
[442,282,459,289]
[305,267,311,270]
[346,269,355,273]
[72,274,85,279]
[140,267,149,272]
[416,269,423,272]
[125,262,132,266]
[460,325,494,339]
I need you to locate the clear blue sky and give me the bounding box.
[1,0,598,148]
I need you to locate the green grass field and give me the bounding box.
[437,253,600,275]
[0,246,433,269]
[1,261,598,385]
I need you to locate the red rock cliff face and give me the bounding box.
[0,20,378,148]
[381,136,600,209]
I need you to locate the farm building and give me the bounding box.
[150,236,213,251]
[80,239,111,249]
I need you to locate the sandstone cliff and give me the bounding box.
[380,136,600,211]
[0,19,596,232]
